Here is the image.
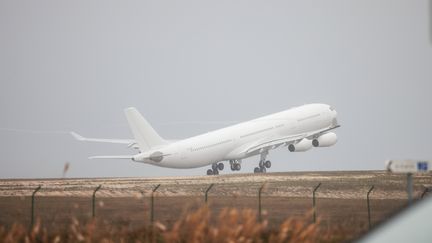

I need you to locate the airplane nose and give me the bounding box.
[332,117,338,127]
[328,105,337,117]
[329,107,338,126]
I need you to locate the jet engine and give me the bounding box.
[288,139,312,152]
[312,132,337,147]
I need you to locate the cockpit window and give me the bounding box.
[329,106,335,111]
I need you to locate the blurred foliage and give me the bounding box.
[0,206,359,243]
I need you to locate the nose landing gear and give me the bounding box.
[254,152,271,173]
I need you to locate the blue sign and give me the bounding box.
[417,161,428,172]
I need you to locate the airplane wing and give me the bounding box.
[305,125,341,140]
[89,152,173,162]
[89,155,134,159]
[70,131,138,148]
[242,125,341,155]
[242,134,306,155]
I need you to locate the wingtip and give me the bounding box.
[124,107,137,112]
[70,131,85,141]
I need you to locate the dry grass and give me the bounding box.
[0,206,357,243]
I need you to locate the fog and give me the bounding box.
[1,0,431,178]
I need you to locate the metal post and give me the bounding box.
[92,185,102,218]
[258,183,266,222]
[31,185,42,228]
[421,188,429,198]
[367,185,374,230]
[205,184,214,204]
[429,0,432,46]
[312,183,321,223]
[151,184,161,224]
[407,173,413,205]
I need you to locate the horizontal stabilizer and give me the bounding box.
[70,131,133,144]
[89,155,134,160]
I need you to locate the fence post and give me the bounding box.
[31,185,42,228]
[312,183,321,223]
[258,183,266,222]
[407,173,413,205]
[151,184,161,224]
[92,185,102,218]
[367,185,374,230]
[421,188,429,198]
[205,184,214,204]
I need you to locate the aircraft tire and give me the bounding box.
[213,169,219,175]
[265,160,271,168]
[235,163,241,171]
[218,163,224,171]
[254,167,260,173]
[207,169,213,175]
[260,167,266,173]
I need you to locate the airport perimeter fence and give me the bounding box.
[1,178,431,231]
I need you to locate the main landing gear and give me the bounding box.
[229,160,242,171]
[206,160,241,175]
[254,151,271,173]
[207,162,224,175]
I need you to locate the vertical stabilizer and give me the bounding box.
[124,107,167,151]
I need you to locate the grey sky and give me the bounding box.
[0,0,431,178]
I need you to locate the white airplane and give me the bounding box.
[71,104,340,175]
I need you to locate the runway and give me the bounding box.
[0,170,431,236]
[0,170,430,198]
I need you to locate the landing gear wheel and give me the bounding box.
[260,167,266,173]
[213,169,219,175]
[217,163,224,171]
[230,164,235,171]
[254,167,260,173]
[212,163,218,170]
[259,161,264,168]
[207,169,213,175]
[235,163,241,171]
[265,160,271,168]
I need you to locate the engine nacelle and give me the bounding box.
[312,132,337,147]
[288,139,312,152]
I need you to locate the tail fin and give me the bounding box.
[124,107,167,151]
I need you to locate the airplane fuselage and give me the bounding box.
[133,104,338,168]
